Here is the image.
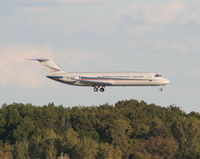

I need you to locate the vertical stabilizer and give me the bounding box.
[30,58,65,74]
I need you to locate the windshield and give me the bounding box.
[154,74,162,78]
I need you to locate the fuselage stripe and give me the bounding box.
[80,78,150,81]
[47,76,63,79]
[47,76,153,81]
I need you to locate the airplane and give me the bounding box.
[30,58,170,92]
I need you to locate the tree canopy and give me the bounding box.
[0,99,200,159]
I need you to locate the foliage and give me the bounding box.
[0,100,200,159]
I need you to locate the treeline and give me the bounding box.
[0,99,200,159]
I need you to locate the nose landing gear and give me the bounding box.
[159,87,163,92]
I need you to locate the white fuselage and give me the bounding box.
[31,58,170,92]
[46,72,170,87]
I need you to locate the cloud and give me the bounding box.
[0,44,54,88]
[22,6,51,13]
[153,44,189,53]
[59,48,96,68]
[0,44,96,88]
[1,0,108,3]
[117,0,200,25]
[182,69,200,80]
[47,0,107,2]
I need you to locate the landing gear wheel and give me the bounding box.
[100,87,105,92]
[159,87,163,92]
[93,87,98,92]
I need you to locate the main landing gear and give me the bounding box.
[93,86,105,92]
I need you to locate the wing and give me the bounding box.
[77,80,112,86]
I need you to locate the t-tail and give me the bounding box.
[29,58,65,74]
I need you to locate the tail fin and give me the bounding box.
[29,58,65,74]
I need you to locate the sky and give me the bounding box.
[0,0,200,113]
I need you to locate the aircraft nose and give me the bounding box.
[165,79,170,84]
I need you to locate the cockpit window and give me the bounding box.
[154,74,162,78]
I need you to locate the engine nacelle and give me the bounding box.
[73,76,81,80]
[62,76,79,83]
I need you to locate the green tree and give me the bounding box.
[13,141,30,159]
[63,129,98,159]
[171,117,200,158]
[97,143,122,159]
[42,139,57,159]
[0,100,200,159]
[0,143,13,159]
[131,137,179,159]
[106,119,133,158]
